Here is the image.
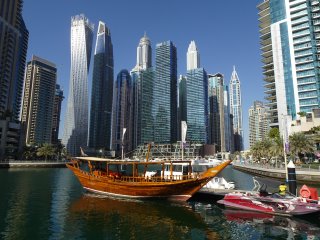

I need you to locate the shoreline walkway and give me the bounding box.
[233,162,320,184]
[0,160,69,168]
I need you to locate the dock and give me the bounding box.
[233,163,320,184]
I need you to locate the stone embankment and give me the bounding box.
[0,160,69,168]
[233,163,320,184]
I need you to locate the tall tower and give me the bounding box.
[131,34,154,148]
[62,14,94,156]
[229,66,243,151]
[0,0,29,121]
[89,21,114,151]
[187,40,200,71]
[258,0,320,133]
[112,70,133,156]
[134,33,152,71]
[249,101,270,148]
[185,41,208,143]
[21,56,57,145]
[52,84,64,144]
[208,73,226,152]
[154,41,177,143]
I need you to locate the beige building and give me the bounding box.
[21,56,57,145]
[290,109,320,134]
[249,101,270,148]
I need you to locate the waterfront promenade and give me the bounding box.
[0,160,69,168]
[233,162,320,183]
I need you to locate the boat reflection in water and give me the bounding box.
[68,193,219,240]
[223,209,320,239]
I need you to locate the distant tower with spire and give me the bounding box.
[134,32,152,71]
[187,40,200,71]
[229,66,243,151]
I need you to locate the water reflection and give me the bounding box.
[68,194,219,239]
[223,209,320,239]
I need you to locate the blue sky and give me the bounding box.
[23,0,263,149]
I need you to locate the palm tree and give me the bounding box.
[270,137,283,167]
[36,144,56,161]
[289,132,314,163]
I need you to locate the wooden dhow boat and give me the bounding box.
[66,157,231,201]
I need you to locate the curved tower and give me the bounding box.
[88,21,114,150]
[62,14,94,156]
[112,70,133,156]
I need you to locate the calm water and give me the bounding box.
[0,166,320,240]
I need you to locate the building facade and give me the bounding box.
[229,66,243,151]
[208,73,233,152]
[153,41,177,143]
[249,101,270,148]
[112,70,133,157]
[21,56,57,145]
[63,14,94,156]
[88,21,114,151]
[185,68,208,143]
[52,84,64,144]
[258,0,320,134]
[178,75,187,141]
[0,0,28,121]
[185,41,208,143]
[131,68,154,148]
[131,34,153,149]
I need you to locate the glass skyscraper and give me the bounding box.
[258,0,320,133]
[112,69,133,156]
[154,41,177,143]
[131,34,153,148]
[229,66,243,151]
[62,14,94,156]
[88,21,114,151]
[0,0,29,121]
[185,41,208,143]
[185,68,208,143]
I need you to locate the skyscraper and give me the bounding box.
[134,33,152,71]
[62,14,94,156]
[258,0,320,133]
[112,70,133,156]
[185,41,208,143]
[208,73,233,152]
[131,68,154,147]
[88,21,114,151]
[52,84,64,145]
[131,34,153,148]
[249,101,270,148]
[154,41,177,143]
[21,56,57,145]
[187,41,200,71]
[0,0,29,121]
[178,75,187,141]
[229,66,243,151]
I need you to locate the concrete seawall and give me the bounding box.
[0,161,69,168]
[233,163,320,184]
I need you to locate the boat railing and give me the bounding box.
[88,172,195,183]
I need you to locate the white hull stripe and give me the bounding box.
[83,187,191,199]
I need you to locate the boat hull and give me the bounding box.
[67,165,223,201]
[218,193,320,216]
